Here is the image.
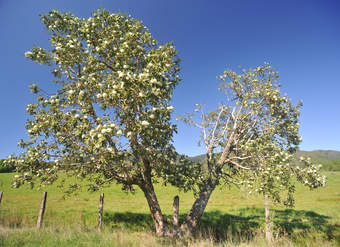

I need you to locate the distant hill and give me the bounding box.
[295,150,340,160]
[189,150,340,171]
[296,150,340,171]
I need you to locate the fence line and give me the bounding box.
[0,193,336,229]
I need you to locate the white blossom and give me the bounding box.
[117,71,124,77]
[141,120,149,126]
[24,51,32,57]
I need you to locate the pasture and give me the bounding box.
[0,172,340,246]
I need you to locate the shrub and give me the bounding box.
[0,159,15,173]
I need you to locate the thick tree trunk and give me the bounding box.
[178,182,216,236]
[140,182,169,236]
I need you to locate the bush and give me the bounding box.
[0,159,16,173]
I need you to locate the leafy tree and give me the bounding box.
[8,9,180,236]
[8,9,326,238]
[247,155,325,241]
[177,64,325,236]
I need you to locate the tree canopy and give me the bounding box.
[8,9,180,235]
[176,64,325,235]
[7,9,325,237]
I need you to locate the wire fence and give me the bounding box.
[0,191,104,230]
[0,191,338,231]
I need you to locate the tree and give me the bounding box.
[8,9,180,236]
[176,64,325,236]
[244,155,325,241]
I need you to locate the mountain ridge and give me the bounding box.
[189,150,340,171]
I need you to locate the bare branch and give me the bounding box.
[227,159,251,170]
[231,156,251,160]
[222,175,240,188]
[218,105,243,166]
[201,109,209,147]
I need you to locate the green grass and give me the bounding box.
[0,172,340,246]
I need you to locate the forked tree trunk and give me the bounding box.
[140,181,169,236]
[178,182,216,236]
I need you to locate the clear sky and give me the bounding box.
[0,0,339,158]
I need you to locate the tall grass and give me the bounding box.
[0,226,338,247]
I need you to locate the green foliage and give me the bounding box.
[9,9,181,192]
[191,151,340,172]
[296,150,340,171]
[317,159,340,171]
[297,150,340,161]
[0,159,15,173]
[180,64,325,206]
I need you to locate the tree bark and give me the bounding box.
[265,195,272,241]
[140,181,169,236]
[178,182,216,236]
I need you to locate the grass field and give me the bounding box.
[0,172,340,246]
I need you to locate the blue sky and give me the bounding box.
[0,0,339,158]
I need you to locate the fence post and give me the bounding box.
[98,193,104,231]
[173,195,179,233]
[0,191,3,205]
[37,192,47,229]
[265,195,272,242]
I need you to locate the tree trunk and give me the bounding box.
[265,195,272,242]
[140,182,169,236]
[178,182,216,236]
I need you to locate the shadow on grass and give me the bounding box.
[103,208,340,243]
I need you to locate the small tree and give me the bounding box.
[176,64,325,236]
[242,155,325,241]
[8,9,180,236]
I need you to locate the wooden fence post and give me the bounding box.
[98,193,104,231]
[173,195,179,233]
[37,192,47,229]
[0,191,3,205]
[265,195,272,242]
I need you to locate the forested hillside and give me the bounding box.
[190,150,340,171]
